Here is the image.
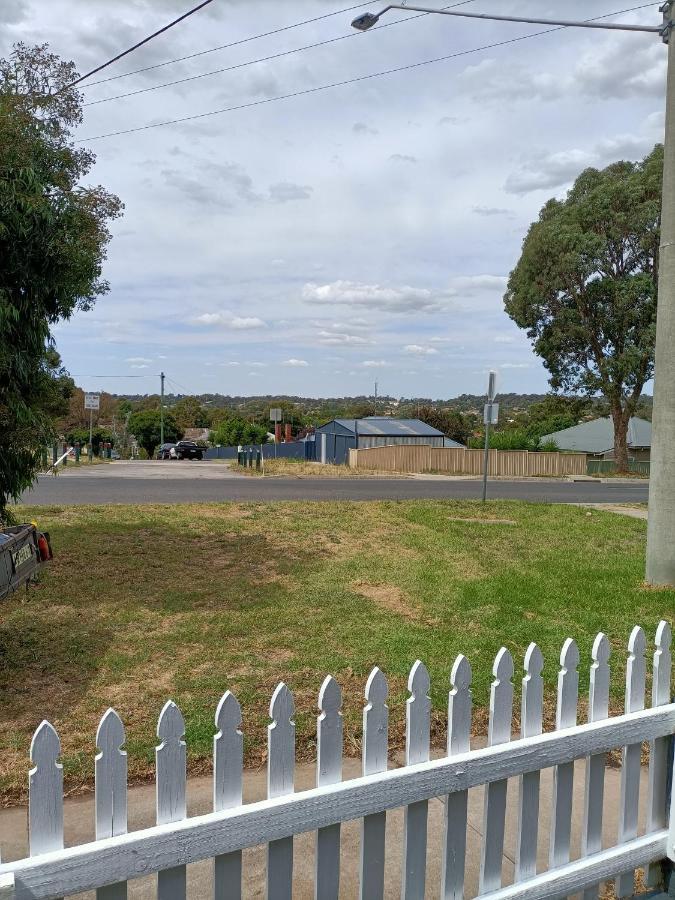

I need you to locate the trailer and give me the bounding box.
[0,524,52,601]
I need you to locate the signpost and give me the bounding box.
[482,372,498,501]
[84,394,100,462]
[270,408,282,458]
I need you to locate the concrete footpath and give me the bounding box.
[0,755,649,899]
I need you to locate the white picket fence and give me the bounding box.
[0,621,673,900]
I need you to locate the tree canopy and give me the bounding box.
[128,410,180,457]
[0,43,122,516]
[504,146,661,471]
[211,418,268,447]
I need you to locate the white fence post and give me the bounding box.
[402,660,431,900]
[647,621,673,886]
[267,683,295,900]
[582,633,611,900]
[360,667,389,900]
[515,643,544,882]
[214,691,243,900]
[441,654,472,900]
[96,709,128,900]
[479,648,514,894]
[156,700,187,900]
[29,721,63,858]
[616,626,647,897]
[315,676,343,900]
[549,638,579,869]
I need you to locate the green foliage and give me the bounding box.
[0,43,122,515]
[504,146,661,470]
[538,439,560,453]
[211,418,268,446]
[128,410,179,456]
[417,405,471,445]
[171,396,212,433]
[468,429,540,451]
[137,448,149,460]
[66,426,114,455]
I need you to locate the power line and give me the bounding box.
[70,373,161,378]
[83,1,478,108]
[64,0,217,90]
[79,4,656,143]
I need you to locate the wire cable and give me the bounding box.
[64,0,217,89]
[79,4,656,142]
[83,1,478,108]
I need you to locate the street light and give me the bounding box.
[352,2,675,586]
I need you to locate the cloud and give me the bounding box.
[361,360,389,368]
[268,182,313,203]
[389,154,417,164]
[282,358,309,367]
[125,356,153,364]
[403,344,439,356]
[353,122,378,135]
[193,313,267,329]
[0,0,26,24]
[494,336,515,344]
[450,275,508,293]
[317,331,374,346]
[302,281,445,313]
[500,362,531,369]
[472,206,513,217]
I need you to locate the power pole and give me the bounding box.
[482,371,497,502]
[646,4,675,585]
[374,380,378,413]
[160,371,165,446]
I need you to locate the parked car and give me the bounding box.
[157,443,176,460]
[170,440,204,460]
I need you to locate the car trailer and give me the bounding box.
[0,523,52,601]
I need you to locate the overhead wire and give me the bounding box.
[78,4,657,143]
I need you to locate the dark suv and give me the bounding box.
[157,443,176,460]
[170,440,204,460]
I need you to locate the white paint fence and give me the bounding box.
[0,621,673,900]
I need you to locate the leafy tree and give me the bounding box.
[211,418,268,446]
[65,426,114,456]
[504,147,661,472]
[171,396,212,433]
[468,429,540,451]
[0,43,122,516]
[128,410,179,456]
[417,406,471,445]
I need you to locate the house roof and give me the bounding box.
[540,416,651,453]
[332,417,445,436]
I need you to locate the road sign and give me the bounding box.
[84,393,100,410]
[483,403,499,425]
[487,370,497,402]
[270,408,282,422]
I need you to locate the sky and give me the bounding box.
[1,0,667,398]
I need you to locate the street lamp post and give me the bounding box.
[352,2,675,585]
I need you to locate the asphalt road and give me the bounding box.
[18,461,649,504]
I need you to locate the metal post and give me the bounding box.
[482,371,497,502]
[160,371,165,446]
[89,407,93,463]
[647,5,675,585]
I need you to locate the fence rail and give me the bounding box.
[0,621,672,900]
[349,445,587,476]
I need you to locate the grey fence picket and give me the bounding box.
[515,643,544,882]
[549,638,579,870]
[95,709,128,900]
[478,648,514,894]
[646,621,673,886]
[581,633,611,900]
[315,676,343,900]
[267,683,295,900]
[156,701,187,900]
[359,667,389,900]
[441,654,472,900]
[29,721,63,858]
[214,691,243,900]
[616,626,647,897]
[402,660,431,900]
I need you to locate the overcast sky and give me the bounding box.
[2,0,666,398]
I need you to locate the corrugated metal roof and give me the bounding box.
[540,416,651,453]
[332,417,445,437]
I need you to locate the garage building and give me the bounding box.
[315,417,463,464]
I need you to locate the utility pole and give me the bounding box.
[482,371,497,502]
[646,3,675,585]
[374,380,378,413]
[160,371,165,446]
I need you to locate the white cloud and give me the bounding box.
[361,360,389,368]
[500,363,531,369]
[282,358,309,367]
[403,344,439,356]
[494,336,515,344]
[317,330,373,346]
[303,281,445,313]
[125,356,152,364]
[193,313,267,329]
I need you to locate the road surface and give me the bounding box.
[18,461,649,505]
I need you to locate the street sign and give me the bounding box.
[270,408,282,422]
[487,370,497,402]
[84,393,100,410]
[483,403,499,425]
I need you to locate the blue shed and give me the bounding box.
[315,417,463,464]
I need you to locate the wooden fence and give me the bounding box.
[0,621,672,900]
[349,445,587,476]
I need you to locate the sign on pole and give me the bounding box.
[483,402,499,426]
[84,393,100,410]
[269,408,282,422]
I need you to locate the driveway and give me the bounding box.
[18,461,650,505]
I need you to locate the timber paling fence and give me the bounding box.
[348,445,588,477]
[0,621,673,900]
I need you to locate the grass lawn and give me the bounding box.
[1,500,672,802]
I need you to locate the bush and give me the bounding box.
[137,448,149,460]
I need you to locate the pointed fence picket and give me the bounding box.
[214,691,243,900]
[515,643,544,882]
[4,620,675,900]
[156,701,187,900]
[441,655,472,900]
[95,709,128,900]
[479,647,514,895]
[616,626,647,897]
[267,683,295,900]
[581,633,611,900]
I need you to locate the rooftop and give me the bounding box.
[540,416,651,453]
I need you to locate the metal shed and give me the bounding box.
[315,417,462,464]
